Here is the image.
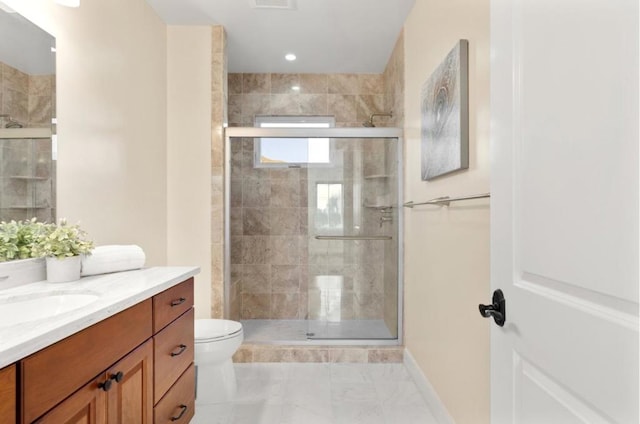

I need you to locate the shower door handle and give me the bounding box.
[479,289,506,327]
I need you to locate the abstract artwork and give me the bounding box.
[420,39,469,180]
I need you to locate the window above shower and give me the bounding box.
[254,116,334,168]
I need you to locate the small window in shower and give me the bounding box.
[316,183,343,231]
[254,116,334,167]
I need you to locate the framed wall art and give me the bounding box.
[420,39,469,181]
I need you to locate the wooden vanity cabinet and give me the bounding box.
[152,279,195,424]
[34,340,153,424]
[18,277,195,424]
[0,364,16,424]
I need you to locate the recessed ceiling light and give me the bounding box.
[291,85,300,91]
[285,53,296,61]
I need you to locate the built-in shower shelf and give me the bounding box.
[363,204,393,210]
[8,176,49,181]
[363,174,390,179]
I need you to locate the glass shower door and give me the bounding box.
[305,136,400,340]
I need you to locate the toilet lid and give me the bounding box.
[194,319,243,342]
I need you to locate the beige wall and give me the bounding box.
[403,1,490,423]
[166,26,212,319]
[5,0,169,266]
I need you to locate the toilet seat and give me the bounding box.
[195,319,243,343]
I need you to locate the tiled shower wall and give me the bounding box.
[1,62,55,128]
[0,62,56,223]
[210,26,227,318]
[226,72,401,327]
[227,73,387,128]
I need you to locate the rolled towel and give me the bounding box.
[81,245,146,277]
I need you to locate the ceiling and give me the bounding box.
[145,0,416,74]
[0,3,55,75]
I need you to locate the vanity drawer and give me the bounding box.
[153,308,194,403]
[21,299,152,424]
[153,278,193,333]
[0,364,16,424]
[153,364,195,424]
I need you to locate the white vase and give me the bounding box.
[46,256,82,283]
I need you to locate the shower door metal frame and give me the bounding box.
[224,127,404,346]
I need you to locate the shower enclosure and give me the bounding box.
[225,126,402,345]
[0,129,55,223]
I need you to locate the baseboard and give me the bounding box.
[404,348,456,424]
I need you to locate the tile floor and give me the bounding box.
[191,362,437,424]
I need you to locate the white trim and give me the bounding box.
[404,348,455,424]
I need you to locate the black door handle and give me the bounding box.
[479,289,506,327]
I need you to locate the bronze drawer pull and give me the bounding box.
[170,404,188,421]
[170,297,186,307]
[170,344,187,357]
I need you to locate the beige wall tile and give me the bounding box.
[228,73,243,94]
[270,94,301,115]
[242,293,271,319]
[271,73,300,93]
[270,208,301,235]
[367,348,403,363]
[290,348,329,362]
[28,96,52,126]
[242,264,271,293]
[358,74,384,95]
[300,74,328,94]
[241,94,271,121]
[242,178,271,207]
[243,207,271,235]
[327,94,357,122]
[328,74,358,94]
[2,64,28,93]
[230,207,243,235]
[228,94,242,125]
[270,178,300,206]
[271,293,299,318]
[299,94,328,115]
[242,235,270,264]
[243,73,270,94]
[271,265,300,292]
[29,75,53,96]
[269,236,300,265]
[329,348,368,363]
[233,346,253,363]
[355,94,385,121]
[253,347,293,362]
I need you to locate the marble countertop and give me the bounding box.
[0,266,200,369]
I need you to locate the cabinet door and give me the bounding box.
[106,340,153,424]
[0,365,16,424]
[34,377,107,424]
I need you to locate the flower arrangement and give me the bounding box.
[0,218,47,262]
[31,219,94,259]
[0,218,94,261]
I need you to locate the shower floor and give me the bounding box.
[241,319,394,343]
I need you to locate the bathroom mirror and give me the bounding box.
[0,2,56,223]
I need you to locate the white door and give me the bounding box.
[490,0,639,423]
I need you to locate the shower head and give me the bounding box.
[362,111,393,127]
[5,120,23,128]
[0,114,23,128]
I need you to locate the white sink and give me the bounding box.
[0,292,100,327]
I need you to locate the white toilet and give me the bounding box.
[194,319,243,404]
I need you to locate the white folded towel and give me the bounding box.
[81,245,146,277]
